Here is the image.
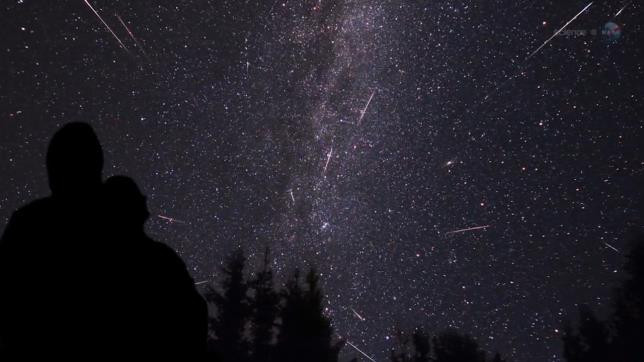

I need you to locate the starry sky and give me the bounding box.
[1,1,643,361]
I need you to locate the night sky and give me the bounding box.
[1,1,643,361]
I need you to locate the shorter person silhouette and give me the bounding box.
[102,176,207,358]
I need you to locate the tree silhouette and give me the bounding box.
[391,328,432,362]
[562,305,610,362]
[275,269,344,362]
[490,352,506,362]
[391,328,503,362]
[562,233,644,361]
[612,233,644,361]
[412,328,432,362]
[390,329,413,362]
[206,248,250,362]
[433,330,487,362]
[248,248,280,362]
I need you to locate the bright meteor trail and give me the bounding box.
[346,340,376,362]
[615,2,630,17]
[604,242,620,253]
[288,189,295,203]
[457,2,593,116]
[357,90,376,126]
[82,0,129,52]
[351,307,366,321]
[115,13,147,57]
[323,147,333,175]
[527,2,593,60]
[157,215,187,224]
[444,225,491,235]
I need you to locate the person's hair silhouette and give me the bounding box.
[104,175,150,235]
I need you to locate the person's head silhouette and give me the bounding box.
[46,122,103,198]
[104,175,150,235]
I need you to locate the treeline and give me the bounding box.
[204,248,507,362]
[389,328,506,362]
[204,248,342,362]
[562,233,644,362]
[204,233,644,362]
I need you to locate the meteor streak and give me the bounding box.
[462,2,593,112]
[194,280,209,286]
[351,308,366,321]
[357,90,376,126]
[445,225,490,235]
[323,147,333,175]
[527,2,593,60]
[339,119,356,125]
[83,0,129,52]
[115,13,147,57]
[288,189,295,203]
[615,2,630,17]
[604,242,620,253]
[157,215,186,224]
[346,341,376,362]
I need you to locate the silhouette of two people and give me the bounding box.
[0,123,206,359]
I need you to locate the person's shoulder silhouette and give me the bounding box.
[103,175,207,358]
[1,125,206,359]
[0,122,105,357]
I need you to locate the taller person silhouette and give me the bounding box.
[0,123,106,358]
[0,123,206,359]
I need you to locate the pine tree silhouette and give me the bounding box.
[390,328,504,362]
[390,329,413,362]
[613,233,644,361]
[391,328,432,362]
[412,328,431,362]
[562,305,610,362]
[433,330,487,362]
[275,269,344,362]
[490,352,506,362]
[248,247,279,362]
[206,248,250,362]
[562,233,644,361]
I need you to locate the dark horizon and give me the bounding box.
[1,1,643,361]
